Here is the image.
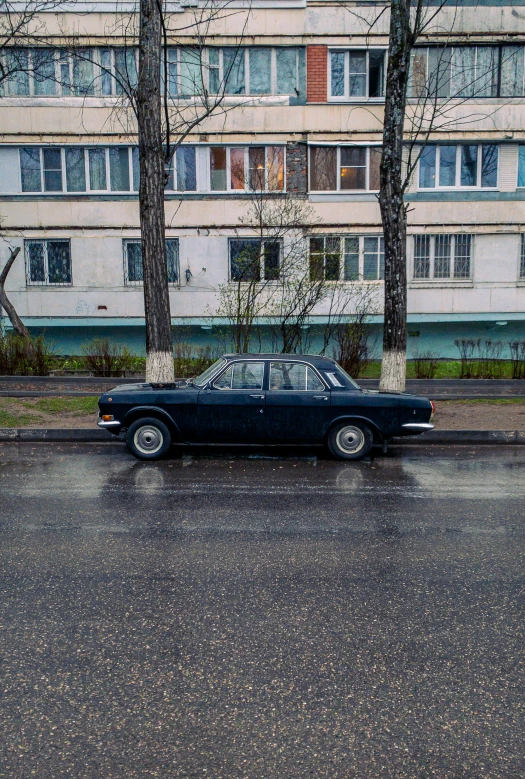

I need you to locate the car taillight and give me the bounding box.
[430,401,435,418]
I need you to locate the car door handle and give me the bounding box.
[250,394,265,399]
[313,395,329,400]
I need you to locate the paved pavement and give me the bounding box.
[1,443,524,778]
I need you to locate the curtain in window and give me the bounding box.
[47,241,72,284]
[349,51,366,97]
[32,49,56,95]
[208,48,220,94]
[6,49,30,95]
[249,48,271,94]
[413,235,430,278]
[310,146,337,191]
[73,49,95,96]
[179,48,202,96]
[518,146,525,188]
[475,47,498,97]
[344,237,359,280]
[230,239,260,282]
[210,147,227,191]
[176,147,197,191]
[58,51,71,95]
[132,147,140,191]
[99,48,113,95]
[267,146,284,191]
[249,147,265,190]
[126,242,143,283]
[65,148,86,192]
[451,47,475,97]
[166,48,178,97]
[330,52,345,97]
[340,146,366,190]
[20,148,41,192]
[276,49,297,95]
[368,148,381,190]
[500,46,524,96]
[89,149,107,190]
[166,240,179,283]
[363,237,381,280]
[428,47,452,98]
[223,48,245,95]
[230,148,245,190]
[27,242,46,283]
[114,48,137,95]
[109,148,130,191]
[409,49,427,98]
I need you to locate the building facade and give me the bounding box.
[1,0,525,356]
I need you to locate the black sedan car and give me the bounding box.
[98,353,434,461]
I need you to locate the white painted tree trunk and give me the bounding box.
[146,350,174,383]
[379,350,406,393]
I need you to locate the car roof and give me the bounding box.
[222,353,339,369]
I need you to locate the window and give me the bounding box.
[309,146,381,192]
[330,49,386,99]
[123,239,179,285]
[25,240,72,285]
[309,235,384,281]
[518,146,525,188]
[1,47,100,97]
[210,146,284,192]
[418,144,498,189]
[205,47,300,97]
[166,146,197,191]
[410,45,525,98]
[20,147,137,193]
[213,361,264,390]
[229,239,281,282]
[413,234,472,280]
[269,362,325,391]
[521,234,525,279]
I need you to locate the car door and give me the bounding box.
[196,360,267,443]
[265,361,331,442]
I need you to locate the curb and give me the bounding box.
[1,428,525,445]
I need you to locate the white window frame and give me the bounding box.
[24,238,72,286]
[417,144,499,191]
[309,234,385,282]
[328,47,387,102]
[308,144,382,193]
[209,146,286,193]
[412,234,473,281]
[520,234,525,279]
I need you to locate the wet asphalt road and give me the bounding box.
[0,443,525,779]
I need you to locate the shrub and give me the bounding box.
[413,351,439,379]
[455,338,478,378]
[81,338,135,377]
[173,341,221,378]
[333,321,373,378]
[0,329,53,375]
[509,341,525,380]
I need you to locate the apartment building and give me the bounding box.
[1,0,525,356]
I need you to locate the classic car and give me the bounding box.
[98,353,434,461]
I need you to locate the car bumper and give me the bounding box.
[401,422,435,434]
[97,420,122,434]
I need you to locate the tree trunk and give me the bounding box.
[137,0,174,383]
[0,247,32,339]
[378,0,412,393]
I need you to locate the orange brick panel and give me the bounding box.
[307,45,328,103]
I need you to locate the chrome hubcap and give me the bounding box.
[336,425,365,455]
[134,425,163,455]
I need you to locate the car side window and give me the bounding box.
[307,367,325,391]
[213,361,264,390]
[269,362,326,391]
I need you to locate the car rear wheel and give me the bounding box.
[328,421,373,461]
[126,417,171,461]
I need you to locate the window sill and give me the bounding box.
[410,279,473,288]
[327,97,385,104]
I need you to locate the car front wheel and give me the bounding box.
[327,421,373,461]
[126,417,172,461]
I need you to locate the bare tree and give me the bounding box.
[0,246,31,338]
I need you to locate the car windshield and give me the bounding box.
[192,359,226,387]
[333,363,361,389]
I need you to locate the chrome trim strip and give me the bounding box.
[97,420,122,428]
[402,423,435,430]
